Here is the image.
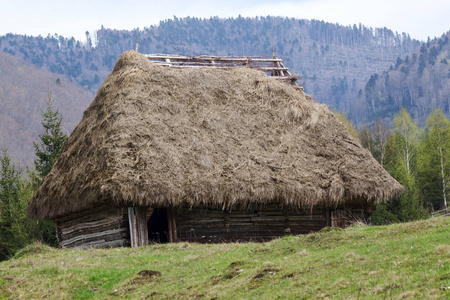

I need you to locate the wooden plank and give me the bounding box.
[128,207,148,247]
[67,231,129,248]
[73,239,128,250]
[60,216,122,235]
[128,207,137,248]
[288,215,325,221]
[56,205,120,224]
[250,216,287,222]
[195,218,225,223]
[61,230,127,248]
[143,53,302,88]
[225,222,254,226]
[65,232,128,249]
[138,207,148,246]
[58,212,120,229]
[249,66,289,71]
[60,228,127,247]
[151,63,288,71]
[61,221,123,241]
[144,54,283,63]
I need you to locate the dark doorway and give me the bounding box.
[147,208,169,243]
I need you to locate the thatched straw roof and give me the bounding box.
[28,51,402,219]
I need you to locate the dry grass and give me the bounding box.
[29,51,402,219]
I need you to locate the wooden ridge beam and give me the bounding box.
[144,54,283,63]
[150,63,290,72]
[144,53,303,90]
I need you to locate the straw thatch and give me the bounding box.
[28,51,403,220]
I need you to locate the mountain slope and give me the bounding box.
[0,51,94,164]
[363,31,450,124]
[0,17,421,123]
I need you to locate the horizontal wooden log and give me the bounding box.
[144,54,283,63]
[60,216,122,235]
[57,205,121,226]
[250,216,287,222]
[224,222,255,226]
[288,215,325,221]
[176,228,225,234]
[288,223,327,228]
[63,231,128,249]
[228,228,286,233]
[61,221,124,241]
[72,239,129,250]
[192,218,225,222]
[60,228,127,247]
[152,64,289,71]
[61,230,127,247]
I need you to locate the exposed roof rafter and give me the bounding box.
[144,54,303,90]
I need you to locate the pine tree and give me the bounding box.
[0,148,57,261]
[33,93,68,180]
[0,148,21,260]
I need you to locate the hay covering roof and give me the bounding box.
[28,51,403,219]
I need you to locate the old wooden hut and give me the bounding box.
[27,51,403,249]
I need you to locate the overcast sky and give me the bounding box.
[1,0,449,42]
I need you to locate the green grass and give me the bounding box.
[1,217,449,299]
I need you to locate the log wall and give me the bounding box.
[173,205,328,243]
[55,201,372,248]
[56,205,129,249]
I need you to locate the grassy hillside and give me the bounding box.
[0,217,449,299]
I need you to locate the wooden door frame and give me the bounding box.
[128,206,149,247]
[166,207,177,242]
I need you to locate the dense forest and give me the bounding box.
[1,16,423,123]
[364,33,450,125]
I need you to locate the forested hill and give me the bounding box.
[1,16,421,123]
[363,31,450,125]
[0,51,93,164]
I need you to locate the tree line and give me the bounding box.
[0,94,67,261]
[356,108,449,223]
